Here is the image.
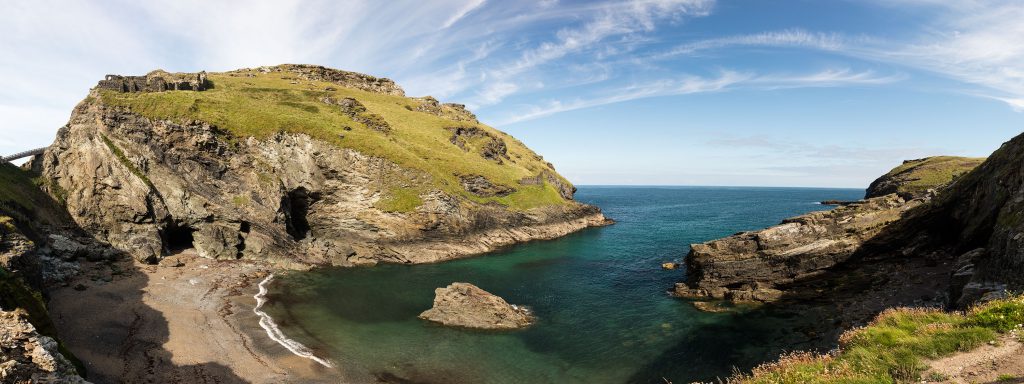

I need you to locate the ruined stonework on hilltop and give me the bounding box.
[242,64,405,96]
[96,70,211,93]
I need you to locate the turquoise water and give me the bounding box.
[263,186,864,383]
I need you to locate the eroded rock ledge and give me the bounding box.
[676,193,925,302]
[419,283,534,330]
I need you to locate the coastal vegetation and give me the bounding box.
[865,156,984,198]
[97,67,570,211]
[738,294,1024,383]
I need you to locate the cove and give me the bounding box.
[261,186,864,383]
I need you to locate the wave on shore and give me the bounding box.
[253,274,335,368]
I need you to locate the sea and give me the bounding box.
[260,186,864,383]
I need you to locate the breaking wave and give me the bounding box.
[253,274,334,368]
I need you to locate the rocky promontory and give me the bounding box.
[675,193,922,302]
[35,64,610,266]
[864,156,983,199]
[676,155,984,305]
[419,283,534,330]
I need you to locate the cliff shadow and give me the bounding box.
[627,251,957,384]
[47,248,251,384]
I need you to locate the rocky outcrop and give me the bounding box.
[676,194,923,302]
[96,70,210,93]
[458,175,515,197]
[447,126,510,164]
[0,309,89,384]
[320,96,391,133]
[418,283,533,330]
[865,156,983,199]
[244,64,405,96]
[1,213,88,383]
[412,97,478,123]
[677,134,1024,311]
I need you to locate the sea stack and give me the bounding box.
[419,283,534,330]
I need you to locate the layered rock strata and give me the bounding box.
[676,194,923,302]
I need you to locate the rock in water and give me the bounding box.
[419,283,533,330]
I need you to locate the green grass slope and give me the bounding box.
[0,163,69,238]
[737,295,1024,383]
[97,66,571,211]
[866,156,985,199]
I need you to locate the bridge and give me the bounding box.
[1,147,47,163]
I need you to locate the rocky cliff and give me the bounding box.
[676,154,988,306]
[37,64,610,265]
[0,163,93,383]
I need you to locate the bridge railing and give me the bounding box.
[1,147,47,162]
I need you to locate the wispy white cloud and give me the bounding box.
[496,68,901,124]
[872,2,1024,111]
[655,28,849,59]
[474,0,714,105]
[641,4,1024,113]
[443,0,487,29]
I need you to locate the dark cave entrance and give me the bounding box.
[163,222,196,254]
[235,221,251,258]
[285,188,318,241]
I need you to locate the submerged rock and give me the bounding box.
[419,283,533,330]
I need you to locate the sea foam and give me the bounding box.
[253,274,334,368]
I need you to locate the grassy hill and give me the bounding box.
[866,156,985,199]
[97,65,570,212]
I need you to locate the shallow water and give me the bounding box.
[262,186,863,383]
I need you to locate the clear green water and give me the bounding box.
[263,186,863,383]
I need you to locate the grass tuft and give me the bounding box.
[374,186,424,213]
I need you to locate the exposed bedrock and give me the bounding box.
[40,87,607,266]
[677,132,1024,310]
[675,194,922,302]
[419,282,534,330]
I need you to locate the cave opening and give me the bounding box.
[235,221,250,258]
[163,222,196,254]
[285,188,318,241]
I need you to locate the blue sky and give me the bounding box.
[2,0,1023,187]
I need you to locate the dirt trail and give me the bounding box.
[923,331,1024,383]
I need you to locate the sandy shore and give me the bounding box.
[48,250,342,384]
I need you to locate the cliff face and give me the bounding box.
[883,134,1024,306]
[676,194,922,301]
[0,164,91,383]
[677,153,991,306]
[38,65,609,265]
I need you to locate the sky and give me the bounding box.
[2,0,1024,188]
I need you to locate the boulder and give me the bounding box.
[419,283,533,330]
